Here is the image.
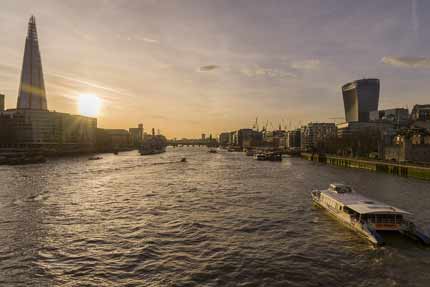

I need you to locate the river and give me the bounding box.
[0,147,429,286]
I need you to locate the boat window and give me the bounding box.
[335,186,352,193]
[371,214,397,224]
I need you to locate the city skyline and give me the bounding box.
[1,0,430,137]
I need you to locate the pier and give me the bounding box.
[301,153,430,181]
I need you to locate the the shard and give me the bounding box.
[17,16,48,110]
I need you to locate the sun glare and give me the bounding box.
[78,94,101,117]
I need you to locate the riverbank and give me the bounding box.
[0,147,137,165]
[301,153,430,181]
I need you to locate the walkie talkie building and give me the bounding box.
[342,79,379,122]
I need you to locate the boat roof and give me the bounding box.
[320,184,411,215]
[346,203,410,215]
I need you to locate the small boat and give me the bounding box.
[6,155,46,165]
[265,152,282,161]
[311,183,430,246]
[208,149,217,153]
[88,156,103,161]
[254,153,267,161]
[180,157,187,162]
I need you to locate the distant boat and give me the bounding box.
[180,157,187,162]
[88,156,102,161]
[254,153,267,161]
[311,183,430,246]
[266,152,282,161]
[139,132,167,156]
[208,149,217,153]
[253,151,282,161]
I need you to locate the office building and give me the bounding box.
[129,124,144,146]
[219,132,230,146]
[410,104,430,131]
[301,123,336,151]
[96,129,130,152]
[342,79,379,122]
[383,131,430,163]
[238,129,263,148]
[0,109,97,152]
[286,129,301,149]
[369,108,409,126]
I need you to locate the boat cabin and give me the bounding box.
[328,183,353,194]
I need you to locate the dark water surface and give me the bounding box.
[1,147,430,286]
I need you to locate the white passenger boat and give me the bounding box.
[311,183,430,246]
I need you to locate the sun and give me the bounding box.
[78,94,101,117]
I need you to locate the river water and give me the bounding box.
[0,147,429,286]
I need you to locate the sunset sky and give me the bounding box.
[1,0,430,138]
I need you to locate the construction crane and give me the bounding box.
[252,117,259,131]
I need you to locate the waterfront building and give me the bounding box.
[369,108,409,126]
[129,124,144,147]
[0,109,97,153]
[264,130,286,149]
[336,122,396,138]
[17,16,48,111]
[383,130,430,163]
[342,78,379,123]
[410,104,430,121]
[286,129,301,149]
[229,131,238,146]
[238,129,263,148]
[300,123,336,151]
[96,129,130,152]
[410,104,430,131]
[219,132,230,146]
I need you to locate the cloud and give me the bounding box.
[49,73,128,95]
[198,65,220,72]
[240,67,296,78]
[142,37,160,44]
[381,56,430,68]
[291,59,320,70]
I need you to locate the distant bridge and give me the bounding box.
[167,139,219,147]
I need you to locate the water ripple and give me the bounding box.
[1,148,430,286]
